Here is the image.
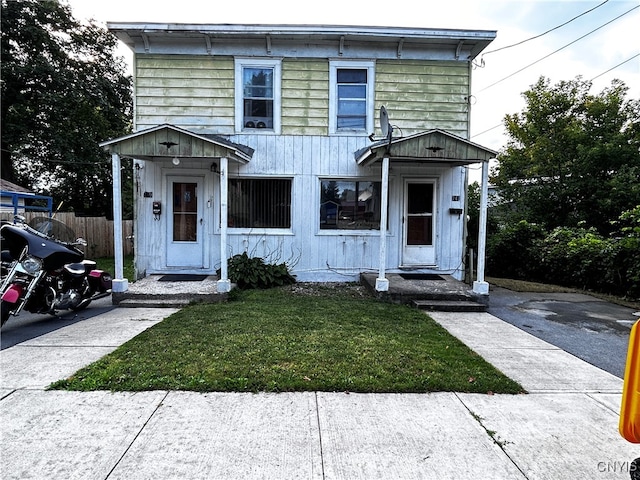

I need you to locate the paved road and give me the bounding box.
[487,287,639,379]
[1,296,115,350]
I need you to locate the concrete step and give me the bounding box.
[412,299,487,312]
[117,298,193,308]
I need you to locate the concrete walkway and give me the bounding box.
[1,307,638,479]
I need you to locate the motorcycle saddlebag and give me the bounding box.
[89,270,113,293]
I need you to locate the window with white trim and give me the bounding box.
[320,179,382,230]
[228,178,291,229]
[329,61,375,135]
[235,59,281,133]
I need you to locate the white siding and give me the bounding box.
[134,135,467,281]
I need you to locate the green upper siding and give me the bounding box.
[135,55,235,131]
[134,55,469,137]
[375,60,470,138]
[281,59,328,136]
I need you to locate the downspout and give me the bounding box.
[217,156,231,293]
[111,152,129,293]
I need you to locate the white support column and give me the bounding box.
[111,153,128,292]
[473,158,491,295]
[375,156,390,292]
[217,156,231,293]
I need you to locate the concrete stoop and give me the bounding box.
[112,275,228,308]
[360,273,487,312]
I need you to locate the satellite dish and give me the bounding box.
[380,106,390,138]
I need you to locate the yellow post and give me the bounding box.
[620,320,640,443]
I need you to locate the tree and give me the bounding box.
[1,0,133,218]
[491,76,640,234]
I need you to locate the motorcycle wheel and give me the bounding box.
[1,300,11,327]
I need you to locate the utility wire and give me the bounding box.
[475,4,639,94]
[590,53,640,81]
[482,0,610,56]
[471,52,640,141]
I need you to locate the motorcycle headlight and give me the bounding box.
[21,256,42,275]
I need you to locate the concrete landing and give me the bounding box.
[361,273,487,311]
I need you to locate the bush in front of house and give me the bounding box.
[223,252,296,289]
[486,207,640,299]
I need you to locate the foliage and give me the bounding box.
[49,286,523,394]
[491,76,640,235]
[466,181,500,252]
[486,208,640,299]
[223,252,296,289]
[486,220,546,281]
[1,0,133,218]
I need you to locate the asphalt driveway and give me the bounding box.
[487,286,639,378]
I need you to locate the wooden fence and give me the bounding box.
[0,212,133,258]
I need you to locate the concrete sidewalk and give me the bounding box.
[1,307,638,479]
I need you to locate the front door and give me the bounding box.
[167,176,205,268]
[402,180,436,266]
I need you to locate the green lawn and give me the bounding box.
[50,285,524,394]
[95,255,135,282]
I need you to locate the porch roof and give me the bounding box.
[99,124,254,163]
[354,129,497,167]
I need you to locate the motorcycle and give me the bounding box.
[0,216,112,327]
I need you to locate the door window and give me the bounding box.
[172,182,198,242]
[406,183,434,245]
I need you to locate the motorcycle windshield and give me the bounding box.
[2,221,84,270]
[28,217,77,244]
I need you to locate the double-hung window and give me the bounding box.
[329,61,375,135]
[235,58,281,133]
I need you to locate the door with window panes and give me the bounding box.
[166,176,205,268]
[402,180,436,266]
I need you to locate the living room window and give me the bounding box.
[235,59,281,133]
[228,178,291,229]
[329,61,375,135]
[320,179,382,230]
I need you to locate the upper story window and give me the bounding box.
[235,58,281,134]
[329,61,375,135]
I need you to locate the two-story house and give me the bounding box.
[100,24,497,293]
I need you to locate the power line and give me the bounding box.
[471,52,640,140]
[482,0,610,56]
[475,4,639,94]
[590,53,640,81]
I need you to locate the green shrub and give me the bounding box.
[539,226,610,290]
[222,252,296,289]
[486,220,546,280]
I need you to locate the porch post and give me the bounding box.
[375,155,390,292]
[473,158,492,295]
[217,156,231,293]
[111,153,128,292]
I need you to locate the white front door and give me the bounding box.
[167,176,205,268]
[402,180,436,266]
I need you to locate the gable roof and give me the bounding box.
[0,179,33,194]
[99,124,254,163]
[354,129,497,167]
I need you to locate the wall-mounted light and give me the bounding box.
[210,162,218,173]
[172,157,180,166]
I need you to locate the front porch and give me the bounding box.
[112,274,486,311]
[361,273,488,311]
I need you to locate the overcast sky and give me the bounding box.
[66,0,639,169]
